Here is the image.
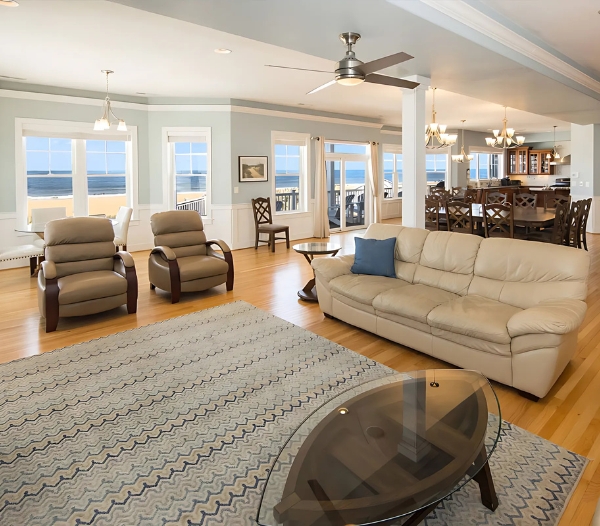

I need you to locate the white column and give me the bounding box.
[571,123,600,232]
[402,76,430,228]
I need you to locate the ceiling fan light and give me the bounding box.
[336,77,364,87]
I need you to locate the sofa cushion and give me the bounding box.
[431,327,511,356]
[427,295,522,344]
[330,274,409,305]
[58,270,127,305]
[373,284,458,325]
[351,237,396,278]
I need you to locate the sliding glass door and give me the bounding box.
[325,157,368,231]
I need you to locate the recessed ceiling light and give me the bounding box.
[214,48,232,54]
[0,0,19,6]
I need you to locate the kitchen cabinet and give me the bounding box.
[506,147,554,175]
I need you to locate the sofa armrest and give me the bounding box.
[206,239,231,253]
[311,254,354,283]
[41,260,57,280]
[151,246,177,261]
[507,299,587,338]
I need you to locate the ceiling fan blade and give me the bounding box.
[364,74,419,89]
[265,64,332,74]
[360,52,414,75]
[307,79,337,95]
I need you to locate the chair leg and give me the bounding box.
[255,230,259,249]
[225,252,234,291]
[123,244,127,252]
[286,228,290,249]
[150,283,156,290]
[29,257,36,277]
[125,266,138,314]
[270,232,275,253]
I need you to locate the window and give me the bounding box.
[426,153,447,188]
[325,142,368,155]
[164,128,211,217]
[86,140,127,217]
[470,152,503,181]
[383,146,402,199]
[272,132,309,213]
[19,120,136,225]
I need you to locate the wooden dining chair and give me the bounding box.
[486,191,508,205]
[251,197,290,253]
[528,202,570,245]
[425,197,441,231]
[577,198,592,250]
[446,200,474,235]
[514,193,538,208]
[544,194,570,211]
[451,187,462,197]
[463,189,478,204]
[565,200,583,248]
[482,203,514,238]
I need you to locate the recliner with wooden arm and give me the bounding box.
[37,217,138,332]
[149,210,234,303]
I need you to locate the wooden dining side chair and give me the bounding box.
[463,189,478,204]
[577,198,592,250]
[565,200,583,248]
[486,191,508,205]
[425,197,441,231]
[446,200,474,235]
[482,203,514,238]
[514,193,538,208]
[544,194,570,210]
[251,197,290,253]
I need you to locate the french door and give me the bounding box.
[325,156,369,232]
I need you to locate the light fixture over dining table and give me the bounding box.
[94,70,127,132]
[452,120,474,163]
[485,106,525,148]
[425,88,457,149]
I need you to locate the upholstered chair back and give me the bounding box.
[44,217,116,278]
[151,211,207,258]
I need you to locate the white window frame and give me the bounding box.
[383,144,402,200]
[15,118,138,230]
[162,127,212,221]
[426,149,451,189]
[469,148,504,182]
[271,131,310,215]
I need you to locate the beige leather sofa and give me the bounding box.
[149,211,234,303]
[312,224,590,399]
[38,217,138,332]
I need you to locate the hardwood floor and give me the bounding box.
[1,222,599,525]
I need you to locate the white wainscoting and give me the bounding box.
[382,198,402,220]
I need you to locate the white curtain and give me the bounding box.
[313,136,330,238]
[369,142,382,223]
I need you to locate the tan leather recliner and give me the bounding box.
[38,217,138,332]
[149,211,234,303]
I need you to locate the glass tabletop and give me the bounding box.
[293,243,341,255]
[257,369,501,526]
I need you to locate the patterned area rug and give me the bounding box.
[0,301,587,525]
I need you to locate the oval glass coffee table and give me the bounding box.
[257,369,501,526]
[293,243,341,302]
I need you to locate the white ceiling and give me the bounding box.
[0,0,591,134]
[479,0,600,78]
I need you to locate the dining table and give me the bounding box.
[15,218,119,240]
[439,204,556,230]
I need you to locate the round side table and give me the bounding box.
[293,242,341,302]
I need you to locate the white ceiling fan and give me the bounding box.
[266,32,419,94]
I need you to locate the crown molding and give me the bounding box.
[417,0,600,95]
[0,89,385,128]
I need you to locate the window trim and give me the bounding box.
[15,118,138,230]
[271,131,310,215]
[162,127,212,221]
[469,150,504,182]
[383,144,402,201]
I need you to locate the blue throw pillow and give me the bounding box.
[351,236,397,278]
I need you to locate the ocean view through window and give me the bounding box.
[272,132,309,214]
[470,152,502,182]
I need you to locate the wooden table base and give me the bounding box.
[298,278,318,302]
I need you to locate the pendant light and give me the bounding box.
[485,106,525,148]
[452,120,474,163]
[425,88,457,149]
[550,125,561,160]
[94,70,127,132]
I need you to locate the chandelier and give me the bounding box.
[425,88,457,149]
[548,125,561,160]
[94,70,127,131]
[451,121,474,163]
[485,106,524,148]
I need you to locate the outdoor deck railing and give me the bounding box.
[275,190,299,212]
[176,197,206,216]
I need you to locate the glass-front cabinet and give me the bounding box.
[506,147,554,175]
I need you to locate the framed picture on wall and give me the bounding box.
[239,156,268,182]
